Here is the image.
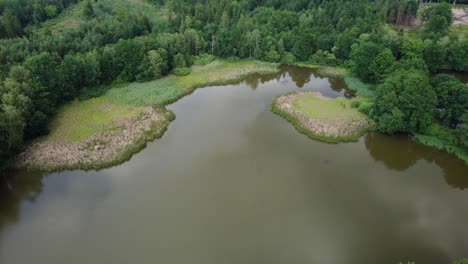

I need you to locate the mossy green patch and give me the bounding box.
[292,95,364,120]
[43,97,144,143]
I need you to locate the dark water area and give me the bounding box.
[0,66,467,264]
[439,69,468,84]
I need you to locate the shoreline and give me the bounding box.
[16,107,175,172]
[271,91,376,143]
[14,60,279,172]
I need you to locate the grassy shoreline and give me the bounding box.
[414,133,468,164]
[271,92,376,143]
[16,60,279,172]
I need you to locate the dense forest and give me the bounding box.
[0,0,467,167]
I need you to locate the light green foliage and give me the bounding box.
[43,97,144,143]
[344,76,375,97]
[193,54,216,65]
[147,49,169,79]
[172,67,191,76]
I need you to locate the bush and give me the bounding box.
[172,67,191,76]
[310,50,337,66]
[351,100,361,108]
[358,101,373,115]
[281,52,296,65]
[193,53,215,65]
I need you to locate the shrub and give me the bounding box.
[358,101,373,116]
[172,67,191,76]
[194,53,215,65]
[351,100,361,109]
[310,50,337,66]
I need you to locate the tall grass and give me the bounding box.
[414,124,468,163]
[344,75,375,97]
[105,60,279,106]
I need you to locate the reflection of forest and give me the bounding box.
[0,170,44,236]
[365,132,468,189]
[245,65,354,98]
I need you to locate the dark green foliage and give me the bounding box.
[310,50,337,66]
[447,39,468,71]
[373,70,437,134]
[83,0,95,18]
[0,0,79,38]
[350,40,386,83]
[457,113,468,149]
[423,40,447,73]
[369,48,396,83]
[421,3,453,38]
[430,74,468,128]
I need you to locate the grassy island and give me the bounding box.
[16,60,279,171]
[272,92,376,143]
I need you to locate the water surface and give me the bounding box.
[0,66,467,264]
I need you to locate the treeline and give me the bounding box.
[0,0,173,165]
[0,0,467,167]
[349,3,468,154]
[0,0,81,38]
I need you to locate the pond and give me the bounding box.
[0,65,467,264]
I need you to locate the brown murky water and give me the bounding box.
[0,66,467,264]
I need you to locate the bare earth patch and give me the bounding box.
[272,92,375,142]
[453,8,468,26]
[16,107,173,171]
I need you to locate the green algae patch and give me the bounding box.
[272,92,376,143]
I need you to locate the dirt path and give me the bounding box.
[453,8,468,26]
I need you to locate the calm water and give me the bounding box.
[0,66,467,264]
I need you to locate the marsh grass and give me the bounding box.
[42,97,144,143]
[414,124,468,163]
[344,75,375,97]
[25,60,278,170]
[295,63,350,78]
[272,92,375,143]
